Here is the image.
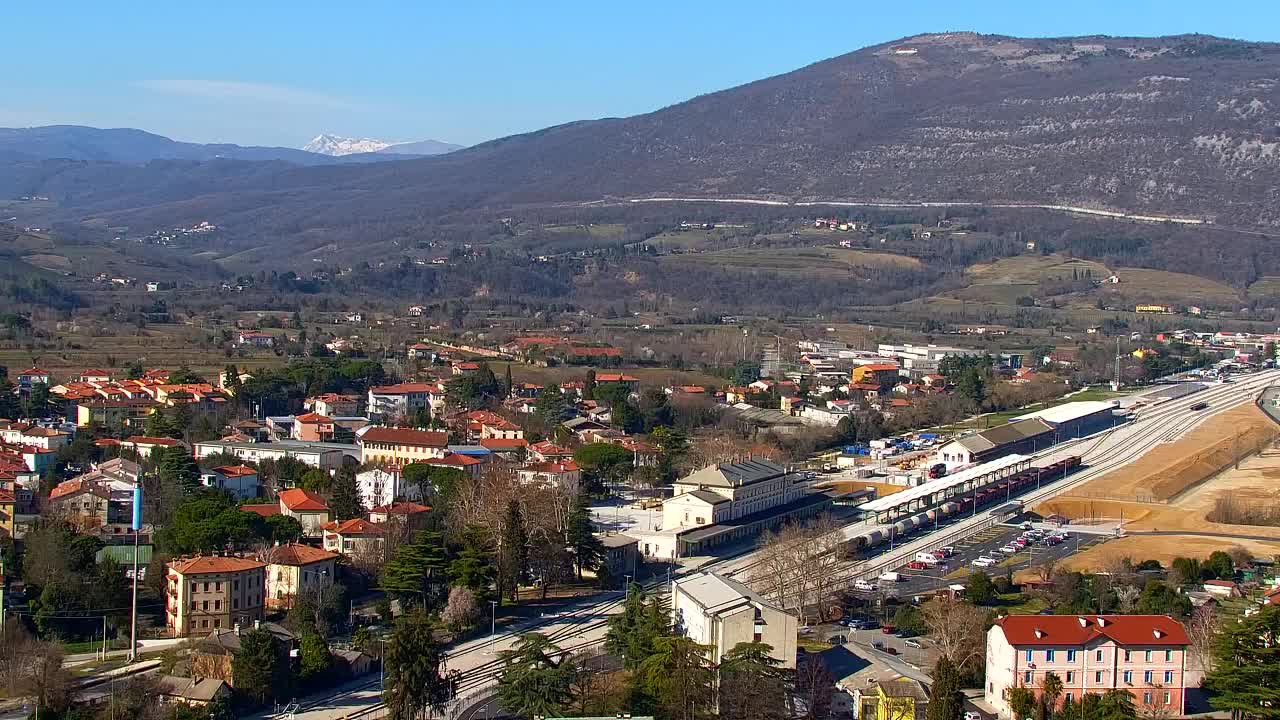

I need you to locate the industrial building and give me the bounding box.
[1009,400,1120,439]
[934,419,1055,469]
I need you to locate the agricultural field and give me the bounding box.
[659,246,923,276]
[967,254,1111,285]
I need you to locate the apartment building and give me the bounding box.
[663,458,802,531]
[985,615,1189,718]
[671,571,798,670]
[165,555,267,636]
[262,543,338,610]
[357,427,449,466]
[366,382,443,420]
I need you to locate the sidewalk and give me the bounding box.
[64,637,186,666]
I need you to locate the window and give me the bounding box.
[1164,671,1173,684]
[1065,693,1073,704]
[213,619,220,628]
[1025,671,1033,684]
[1025,650,1033,662]
[234,580,240,591]
[1144,671,1153,684]
[201,600,208,611]
[214,600,220,611]
[1165,650,1173,662]
[1096,649,1104,661]
[1163,692,1171,705]
[201,619,208,628]
[1145,650,1153,663]
[1067,650,1077,662]
[1143,692,1152,705]
[1124,650,1132,662]
[1123,671,1132,684]
[215,582,221,591]
[1046,649,1055,662]
[202,582,209,592]
[1095,671,1102,683]
[233,598,239,609]
[1066,672,1074,683]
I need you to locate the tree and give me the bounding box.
[719,642,788,720]
[383,610,450,720]
[263,514,304,543]
[380,530,448,608]
[927,657,966,720]
[1206,603,1280,720]
[605,585,669,670]
[231,628,289,707]
[158,445,201,497]
[1204,550,1235,580]
[499,500,529,603]
[534,383,569,423]
[1135,580,1191,616]
[447,526,496,599]
[1008,687,1037,720]
[402,463,466,504]
[329,467,365,521]
[498,633,578,718]
[299,629,332,682]
[893,604,925,636]
[1186,604,1219,674]
[565,494,605,580]
[920,596,988,673]
[1169,556,1202,586]
[967,570,996,604]
[441,586,481,631]
[145,408,180,439]
[639,635,717,720]
[574,443,635,491]
[1099,688,1137,720]
[1041,671,1065,715]
[299,468,332,493]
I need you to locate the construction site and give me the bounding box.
[1036,396,1280,567]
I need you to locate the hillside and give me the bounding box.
[5,33,1280,251]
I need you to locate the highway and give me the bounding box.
[278,372,1280,719]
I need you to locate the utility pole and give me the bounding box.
[129,484,142,662]
[1112,336,1122,392]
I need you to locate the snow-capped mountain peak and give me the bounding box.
[303,134,393,157]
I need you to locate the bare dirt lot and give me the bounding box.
[1053,534,1280,573]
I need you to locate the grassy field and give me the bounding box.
[1247,276,1280,299]
[1113,268,1240,306]
[660,246,923,276]
[543,223,628,239]
[642,226,752,251]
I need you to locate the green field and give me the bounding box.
[660,246,923,276]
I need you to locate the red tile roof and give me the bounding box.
[124,435,185,447]
[360,427,449,447]
[522,460,580,474]
[295,412,332,423]
[529,441,572,456]
[278,488,330,512]
[994,615,1189,647]
[479,438,528,450]
[211,465,257,478]
[369,501,432,516]
[169,555,266,575]
[240,503,281,518]
[264,543,339,566]
[369,382,439,394]
[596,373,639,383]
[322,518,385,535]
[428,453,483,467]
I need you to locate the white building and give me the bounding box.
[671,571,798,670]
[356,466,427,509]
[366,382,443,420]
[877,343,977,378]
[663,458,803,531]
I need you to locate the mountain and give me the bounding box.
[0,125,339,165]
[377,138,465,156]
[303,134,462,157]
[10,33,1280,246]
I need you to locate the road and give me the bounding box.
[276,372,1280,719]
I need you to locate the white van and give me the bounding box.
[879,571,902,583]
[914,552,940,565]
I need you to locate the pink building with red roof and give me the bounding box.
[986,614,1189,718]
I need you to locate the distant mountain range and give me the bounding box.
[0,125,459,165]
[6,33,1280,256]
[303,134,462,157]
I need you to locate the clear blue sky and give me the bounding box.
[5,1,1278,148]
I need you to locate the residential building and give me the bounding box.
[357,466,424,508]
[664,458,802,531]
[191,621,298,687]
[850,363,903,387]
[368,501,433,529]
[366,382,441,421]
[165,555,267,636]
[322,518,386,557]
[358,427,449,466]
[528,441,574,462]
[517,460,582,487]
[278,488,332,537]
[306,393,361,417]
[200,465,260,501]
[985,615,1189,718]
[237,331,275,347]
[0,490,15,540]
[601,534,640,582]
[293,412,336,442]
[261,543,339,610]
[193,440,353,471]
[76,399,157,428]
[14,367,51,394]
[156,676,232,707]
[867,679,930,720]
[671,571,798,670]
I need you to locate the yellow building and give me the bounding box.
[165,555,266,636]
[0,489,15,540]
[1135,304,1172,314]
[76,400,156,428]
[262,543,339,610]
[873,678,929,720]
[357,427,449,466]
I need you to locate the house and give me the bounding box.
[864,678,930,720]
[664,458,803,531]
[156,676,231,707]
[15,367,51,394]
[76,399,157,429]
[194,439,352,471]
[201,465,260,501]
[191,621,298,686]
[479,437,528,459]
[594,373,640,392]
[261,543,339,610]
[985,615,1189,719]
[368,501,433,528]
[0,489,17,539]
[529,441,574,462]
[601,534,640,582]
[1,425,70,452]
[99,435,186,456]
[408,305,425,317]
[407,343,434,359]
[358,427,450,466]
[851,363,902,387]
[366,382,441,421]
[237,331,275,347]
[517,460,582,487]
[670,571,798,670]
[306,393,361,418]
[332,649,375,678]
[278,488,332,538]
[293,412,336,442]
[1201,579,1241,598]
[322,518,386,557]
[357,466,422,508]
[78,369,113,383]
[165,555,267,636]
[422,452,485,477]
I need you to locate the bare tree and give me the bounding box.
[748,514,844,625]
[440,587,480,632]
[1035,556,1057,583]
[920,596,988,673]
[1185,604,1218,674]
[1115,585,1141,615]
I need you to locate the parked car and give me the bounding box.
[854,579,878,592]
[940,545,956,557]
[881,625,897,634]
[965,712,983,720]
[906,561,928,570]
[879,571,902,583]
[883,647,900,655]
[928,463,948,479]
[904,639,923,649]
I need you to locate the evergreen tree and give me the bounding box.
[639,635,717,720]
[719,641,787,720]
[158,445,201,496]
[448,526,496,599]
[1207,603,1280,720]
[927,657,966,720]
[381,530,449,608]
[328,467,365,521]
[497,633,578,718]
[299,629,332,682]
[144,408,179,439]
[223,363,242,396]
[504,363,513,398]
[383,610,450,720]
[1007,687,1036,720]
[535,383,568,423]
[584,369,597,401]
[565,494,605,580]
[499,500,529,604]
[231,629,289,707]
[605,586,669,670]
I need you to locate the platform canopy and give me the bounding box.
[857,453,1030,514]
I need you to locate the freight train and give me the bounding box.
[843,456,1082,556]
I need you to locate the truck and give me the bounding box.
[879,571,903,583]
[927,463,948,479]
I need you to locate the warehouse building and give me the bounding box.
[1009,400,1120,439]
[934,418,1055,470]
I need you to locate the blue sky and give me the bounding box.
[4,1,1278,148]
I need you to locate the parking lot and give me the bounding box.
[846,519,1113,598]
